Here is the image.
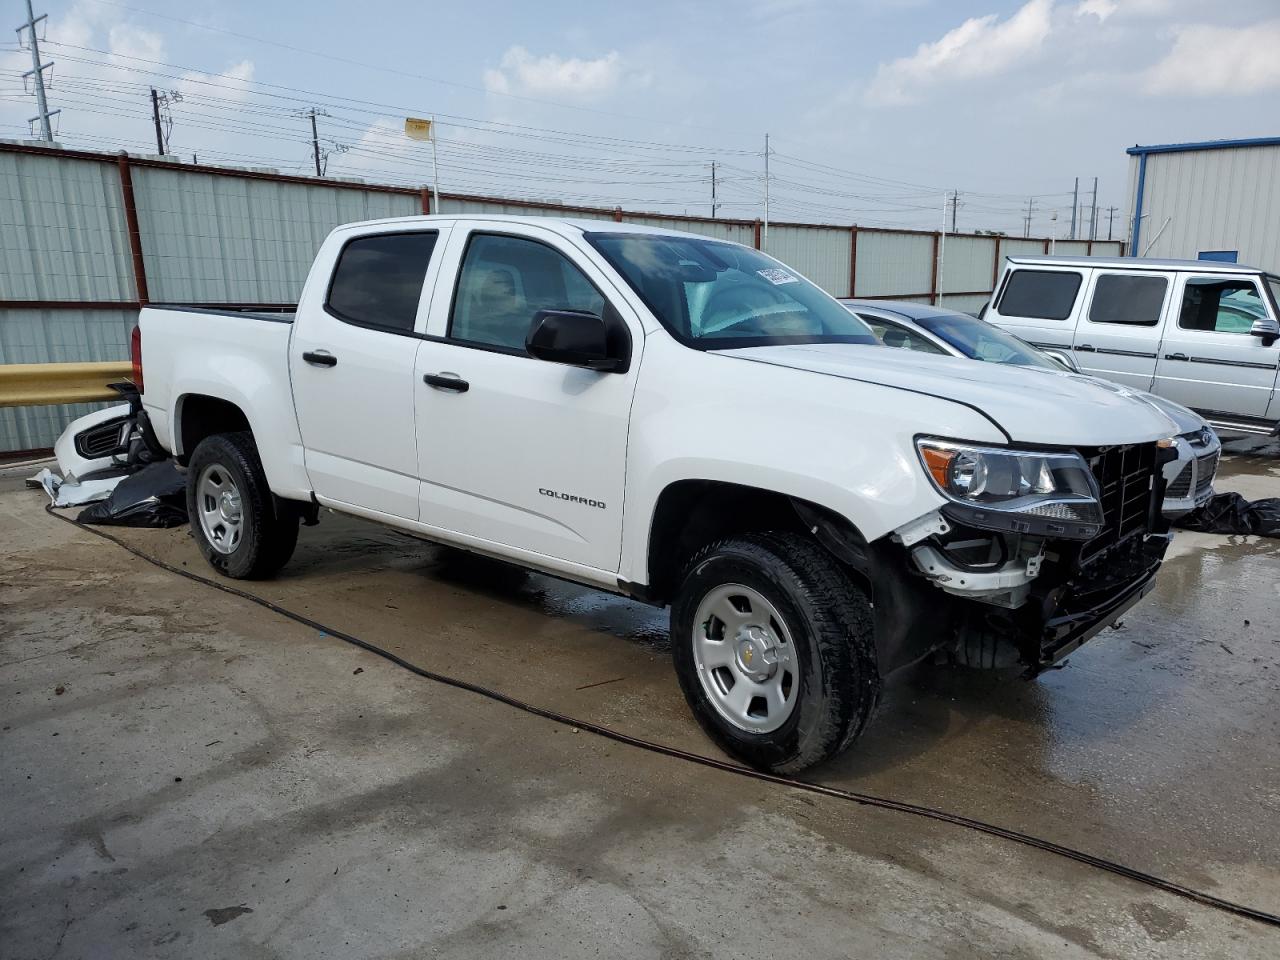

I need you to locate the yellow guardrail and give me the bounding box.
[0,362,133,407]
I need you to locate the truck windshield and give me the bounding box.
[915,313,1058,369]
[587,233,877,349]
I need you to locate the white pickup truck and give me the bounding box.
[137,215,1185,772]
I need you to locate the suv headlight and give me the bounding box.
[916,439,1104,538]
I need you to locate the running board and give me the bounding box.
[1205,416,1279,437]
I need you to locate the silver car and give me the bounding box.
[841,299,1220,517]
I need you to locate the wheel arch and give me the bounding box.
[635,478,944,676]
[174,392,252,463]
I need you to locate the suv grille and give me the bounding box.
[1194,450,1218,497]
[1166,461,1192,498]
[1082,443,1157,561]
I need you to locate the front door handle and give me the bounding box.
[423,372,469,393]
[1074,343,1096,352]
[1164,352,1189,361]
[302,350,337,367]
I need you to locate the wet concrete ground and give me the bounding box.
[2,438,1278,957]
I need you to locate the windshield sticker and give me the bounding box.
[757,267,799,286]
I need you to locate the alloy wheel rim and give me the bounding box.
[692,583,798,734]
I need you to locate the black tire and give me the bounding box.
[186,431,299,580]
[671,533,880,774]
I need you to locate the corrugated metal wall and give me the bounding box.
[1127,144,1280,269]
[768,225,851,294]
[134,167,418,303]
[937,235,995,296]
[0,151,134,301]
[853,231,934,297]
[0,142,1123,452]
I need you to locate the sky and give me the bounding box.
[2,0,1278,238]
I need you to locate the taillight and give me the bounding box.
[130,325,144,394]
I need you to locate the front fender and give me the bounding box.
[618,336,1003,584]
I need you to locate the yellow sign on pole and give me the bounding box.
[405,117,432,141]
[405,116,441,214]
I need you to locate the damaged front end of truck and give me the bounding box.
[803,438,1175,677]
[897,439,1175,674]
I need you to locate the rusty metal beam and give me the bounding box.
[117,153,149,305]
[0,300,296,311]
[929,233,941,305]
[871,290,993,301]
[848,226,858,298]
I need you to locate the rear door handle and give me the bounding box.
[1074,344,1095,352]
[423,372,469,393]
[1165,352,1189,361]
[302,350,337,367]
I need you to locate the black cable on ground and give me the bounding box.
[44,505,1280,931]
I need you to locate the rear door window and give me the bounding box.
[996,270,1082,320]
[326,232,438,332]
[1087,274,1167,326]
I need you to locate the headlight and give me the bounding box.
[916,439,1104,537]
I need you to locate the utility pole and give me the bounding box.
[948,189,961,234]
[763,133,770,249]
[710,161,718,219]
[151,88,164,154]
[1089,176,1099,241]
[1069,177,1079,240]
[1023,197,1035,238]
[1106,205,1117,241]
[17,0,58,141]
[309,108,322,176]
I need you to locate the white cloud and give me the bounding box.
[865,0,1054,105]
[483,46,627,101]
[106,23,165,63]
[1143,20,1280,96]
[1075,0,1116,21]
[178,59,256,102]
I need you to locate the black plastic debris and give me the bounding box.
[77,461,188,528]
[1173,492,1280,538]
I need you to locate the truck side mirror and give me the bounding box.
[1249,316,1280,347]
[526,307,629,372]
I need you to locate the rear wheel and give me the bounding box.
[671,532,880,773]
[187,431,299,579]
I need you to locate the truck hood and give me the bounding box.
[721,343,1181,446]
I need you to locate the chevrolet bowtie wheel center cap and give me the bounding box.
[735,626,778,681]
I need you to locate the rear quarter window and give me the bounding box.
[996,270,1083,321]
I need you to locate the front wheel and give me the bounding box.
[671,533,881,774]
[187,431,299,579]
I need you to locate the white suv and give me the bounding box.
[984,256,1280,436]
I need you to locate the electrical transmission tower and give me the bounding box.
[16,0,58,140]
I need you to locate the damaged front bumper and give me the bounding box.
[891,502,1170,675]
